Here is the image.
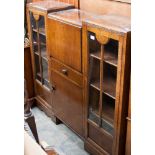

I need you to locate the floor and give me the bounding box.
[30,107,89,155]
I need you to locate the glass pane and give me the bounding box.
[101,94,115,135]
[30,12,38,54]
[88,56,100,124]
[40,35,47,59]
[42,58,50,88]
[34,54,41,82]
[38,15,45,32]
[103,63,117,99]
[30,12,37,30]
[88,31,101,60]
[104,39,118,67]
[32,31,38,54]
[88,86,100,125]
[89,57,100,89]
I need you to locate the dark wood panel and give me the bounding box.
[51,70,84,137]
[47,18,82,72]
[35,81,51,105]
[88,123,113,154]
[24,46,35,99]
[80,0,131,17]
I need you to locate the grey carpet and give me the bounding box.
[31,107,89,155]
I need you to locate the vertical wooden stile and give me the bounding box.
[99,44,104,127]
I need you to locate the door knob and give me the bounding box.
[61,69,68,75]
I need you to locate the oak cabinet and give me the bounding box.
[47,9,101,138]
[82,14,131,155]
[27,1,131,153]
[27,0,74,117]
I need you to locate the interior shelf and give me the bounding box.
[33,41,46,47]
[88,109,114,135]
[89,107,114,126]
[90,49,118,67]
[34,49,47,61]
[90,76,116,99]
[33,27,45,36]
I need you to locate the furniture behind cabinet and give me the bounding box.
[27,0,74,117]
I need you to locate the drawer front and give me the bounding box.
[51,70,84,137]
[47,18,82,72]
[50,58,83,87]
[88,123,113,154]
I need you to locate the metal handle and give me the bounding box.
[61,69,68,75]
[50,84,56,92]
[126,117,131,121]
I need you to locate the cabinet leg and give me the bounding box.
[51,116,62,125]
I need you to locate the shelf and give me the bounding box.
[90,107,114,125]
[88,109,114,135]
[33,41,46,46]
[41,47,47,61]
[34,46,47,61]
[33,27,45,36]
[90,77,116,99]
[90,49,118,67]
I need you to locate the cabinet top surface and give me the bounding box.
[48,9,102,28]
[27,0,74,13]
[83,14,131,34]
[48,9,131,33]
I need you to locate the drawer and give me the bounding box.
[50,58,83,87]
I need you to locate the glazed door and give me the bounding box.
[29,11,50,89]
[87,31,118,136]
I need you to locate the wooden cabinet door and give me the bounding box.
[47,18,82,72]
[51,70,84,137]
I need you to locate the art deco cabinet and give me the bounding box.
[82,15,131,155]
[47,9,99,137]
[26,1,131,154]
[27,1,74,117]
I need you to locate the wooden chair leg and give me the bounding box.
[25,113,40,144]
